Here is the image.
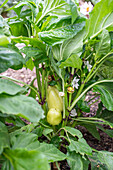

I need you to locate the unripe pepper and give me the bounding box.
[47,108,62,125]
[47,86,63,112]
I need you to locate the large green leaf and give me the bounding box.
[11,132,39,150]
[67,151,89,170]
[0,46,24,73]
[16,140,66,162]
[97,64,113,79]
[89,152,108,170]
[51,27,85,63]
[93,82,113,111]
[34,143,66,162]
[61,28,85,60]
[9,21,28,37]
[12,37,46,50]
[0,121,10,154]
[38,20,85,46]
[96,108,113,123]
[95,29,110,59]
[60,54,82,69]
[97,151,113,170]
[0,79,26,95]
[0,94,44,122]
[85,0,113,40]
[68,139,92,156]
[4,148,50,170]
[63,126,83,139]
[8,0,37,16]
[36,0,71,25]
[20,46,48,65]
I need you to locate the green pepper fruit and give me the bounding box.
[47,86,63,112]
[47,108,62,125]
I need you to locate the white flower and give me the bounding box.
[59,92,65,97]
[70,109,77,117]
[80,2,93,16]
[72,77,80,89]
[84,61,92,72]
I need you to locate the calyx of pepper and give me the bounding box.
[47,86,63,112]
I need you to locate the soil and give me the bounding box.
[1,67,113,170]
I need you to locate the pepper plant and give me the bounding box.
[0,0,113,169]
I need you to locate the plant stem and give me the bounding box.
[68,93,72,108]
[55,162,60,170]
[84,62,97,83]
[0,75,40,99]
[69,79,113,111]
[36,67,41,94]
[41,68,45,100]
[62,79,65,127]
[45,71,49,100]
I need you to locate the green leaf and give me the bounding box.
[82,123,100,140]
[68,139,92,156]
[51,56,64,79]
[0,35,10,47]
[38,21,85,46]
[97,64,113,79]
[9,21,28,37]
[20,46,48,65]
[8,0,37,16]
[35,143,66,162]
[95,29,110,59]
[0,46,24,73]
[89,152,108,170]
[0,94,44,122]
[36,0,71,25]
[67,151,89,170]
[110,32,113,49]
[2,159,13,170]
[96,108,113,123]
[43,128,53,136]
[50,136,61,148]
[77,99,90,113]
[65,0,79,24]
[0,15,10,36]
[63,126,83,139]
[60,54,83,69]
[26,58,34,71]
[21,46,45,58]
[97,151,113,170]
[11,132,38,150]
[93,82,113,111]
[4,148,50,170]
[0,121,10,154]
[12,37,46,50]
[97,124,113,138]
[85,0,113,40]
[0,79,26,95]
[61,28,85,60]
